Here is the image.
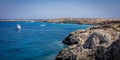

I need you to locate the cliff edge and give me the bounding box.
[55,21,120,60]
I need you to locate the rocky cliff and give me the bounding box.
[55,22,120,60]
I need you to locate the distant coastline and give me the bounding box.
[42,18,120,25]
[0,18,120,25]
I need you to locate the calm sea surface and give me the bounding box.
[0,22,92,60]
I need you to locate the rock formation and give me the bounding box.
[104,36,120,60]
[42,18,120,60]
[55,23,120,60]
[63,28,120,46]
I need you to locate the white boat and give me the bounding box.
[16,24,21,30]
[61,23,64,24]
[30,20,34,22]
[40,24,46,27]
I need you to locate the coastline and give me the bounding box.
[1,18,120,60]
[38,17,120,60]
[0,18,120,24]
[48,18,120,60]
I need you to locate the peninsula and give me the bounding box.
[43,18,120,60]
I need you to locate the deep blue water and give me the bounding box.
[0,22,92,60]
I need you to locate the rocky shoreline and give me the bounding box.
[53,18,120,60]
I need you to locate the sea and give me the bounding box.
[0,22,92,60]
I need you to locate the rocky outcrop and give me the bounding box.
[62,30,89,45]
[83,29,117,49]
[63,29,120,46]
[55,24,120,60]
[56,33,120,60]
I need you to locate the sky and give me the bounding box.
[0,0,120,19]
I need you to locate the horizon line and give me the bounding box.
[0,17,120,20]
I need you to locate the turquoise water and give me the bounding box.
[0,22,92,60]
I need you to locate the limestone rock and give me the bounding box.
[56,29,120,60]
[63,28,120,46]
[56,22,120,60]
[104,36,120,60]
[83,30,112,49]
[55,45,95,60]
[56,36,120,60]
[62,30,90,45]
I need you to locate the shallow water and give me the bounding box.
[0,22,92,60]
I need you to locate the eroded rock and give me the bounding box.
[63,29,120,46]
[83,30,112,49]
[56,27,120,60]
[104,36,120,60]
[56,45,95,60]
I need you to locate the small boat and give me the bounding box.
[61,23,64,24]
[16,24,21,30]
[30,20,34,22]
[40,24,46,27]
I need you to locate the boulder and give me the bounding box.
[83,29,112,49]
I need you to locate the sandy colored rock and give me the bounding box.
[56,35,120,60]
[56,23,120,60]
[55,20,120,60]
